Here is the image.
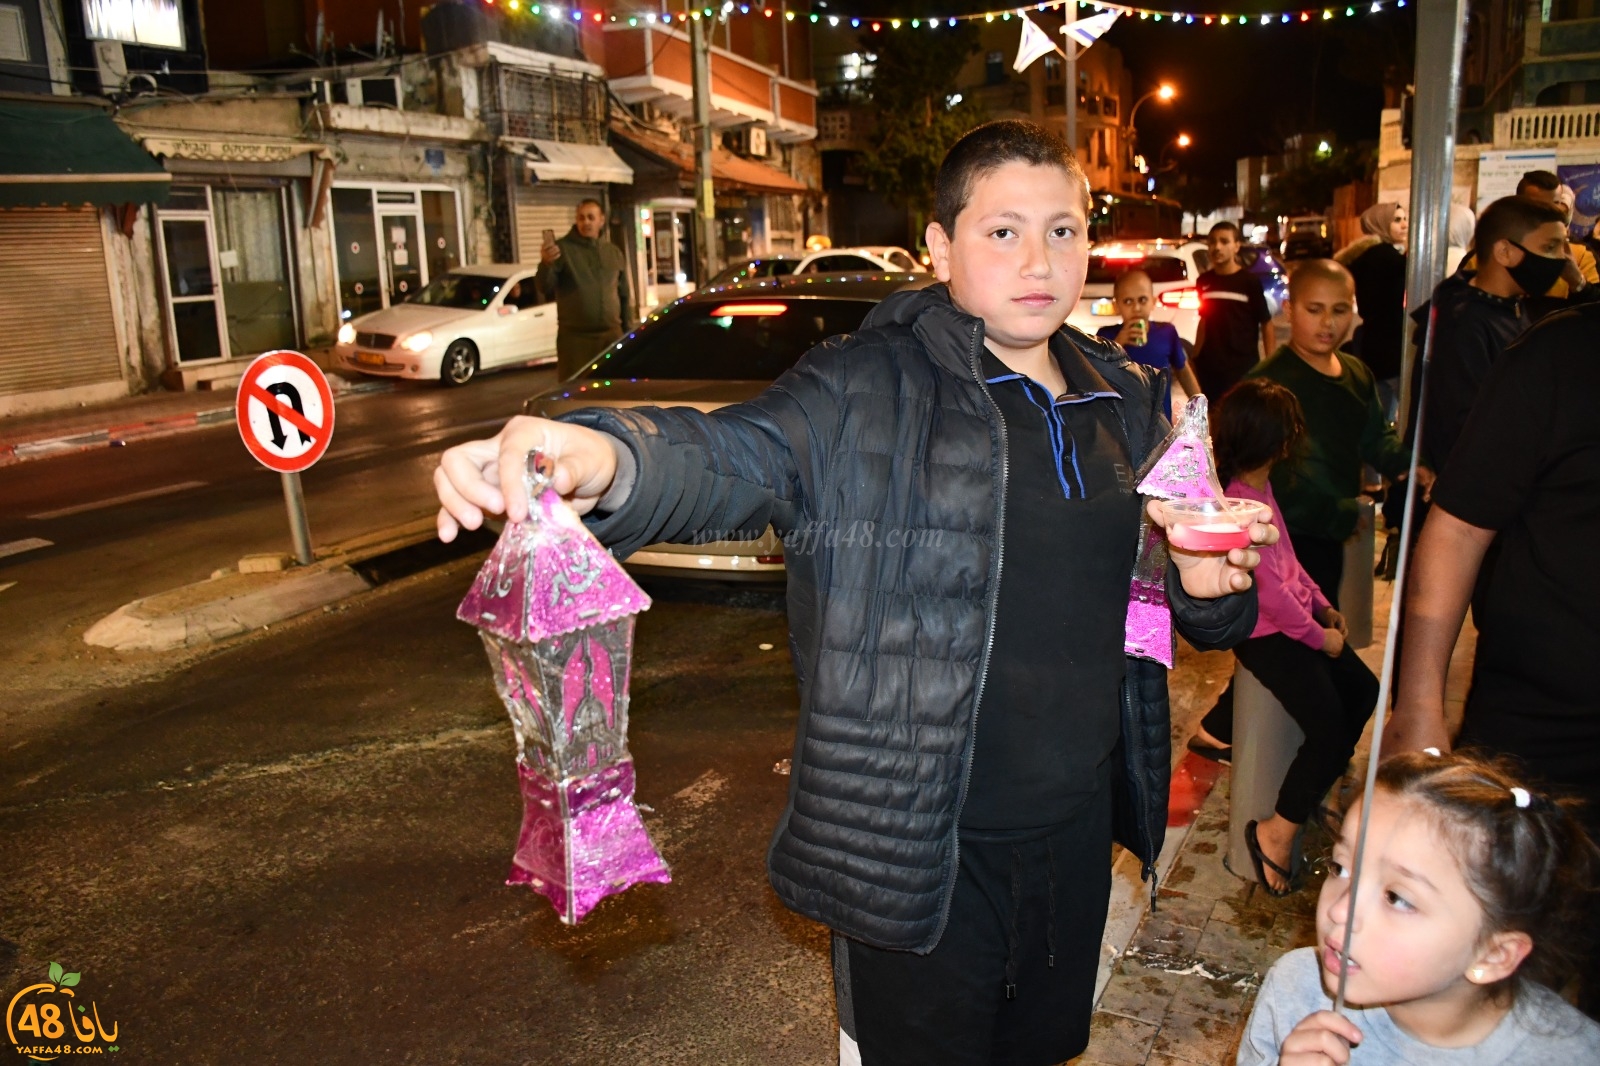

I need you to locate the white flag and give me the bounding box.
[1062,10,1120,52]
[1013,13,1059,73]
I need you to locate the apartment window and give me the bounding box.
[986,50,1006,86]
[0,5,28,62]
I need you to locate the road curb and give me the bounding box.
[85,566,372,652]
[80,516,463,653]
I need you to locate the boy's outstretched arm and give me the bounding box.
[435,416,625,540]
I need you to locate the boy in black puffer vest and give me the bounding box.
[434,122,1268,1066]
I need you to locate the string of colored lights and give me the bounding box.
[488,0,1407,30]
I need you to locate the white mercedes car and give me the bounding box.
[333,264,557,386]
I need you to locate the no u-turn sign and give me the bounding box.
[236,350,335,473]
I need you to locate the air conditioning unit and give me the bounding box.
[344,75,402,109]
[303,77,335,104]
[730,125,768,158]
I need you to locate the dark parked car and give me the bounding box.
[523,272,932,580]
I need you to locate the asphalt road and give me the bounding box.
[0,367,556,719]
[1,558,832,1065]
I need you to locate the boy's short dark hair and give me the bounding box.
[932,120,1089,236]
[1287,258,1354,300]
[1515,170,1561,196]
[1475,195,1568,256]
[1207,221,1241,240]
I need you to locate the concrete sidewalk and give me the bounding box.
[1072,541,1477,1066]
[0,353,386,465]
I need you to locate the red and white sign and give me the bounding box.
[236,350,335,473]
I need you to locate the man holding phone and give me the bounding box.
[536,198,633,377]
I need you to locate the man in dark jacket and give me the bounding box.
[536,198,632,377]
[1411,195,1566,473]
[435,122,1267,1066]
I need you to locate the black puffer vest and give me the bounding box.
[568,285,1255,952]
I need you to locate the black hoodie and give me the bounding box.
[1409,272,1528,472]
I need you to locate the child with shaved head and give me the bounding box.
[1244,260,1430,610]
[1096,268,1202,418]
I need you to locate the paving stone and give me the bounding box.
[1097,967,1184,1023]
[1150,889,1212,930]
[1169,968,1256,1021]
[1131,916,1203,958]
[1266,911,1318,953]
[1162,849,1251,903]
[1076,1011,1160,1066]
[1150,1008,1244,1066]
[1196,918,1272,974]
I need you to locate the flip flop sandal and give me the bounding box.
[1246,819,1297,898]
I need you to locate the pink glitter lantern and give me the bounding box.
[457,452,669,923]
[1125,395,1228,668]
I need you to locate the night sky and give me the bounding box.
[1090,4,1417,189]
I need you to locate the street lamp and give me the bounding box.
[1157,133,1192,173]
[1125,83,1176,192]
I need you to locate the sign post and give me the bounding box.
[235,350,335,566]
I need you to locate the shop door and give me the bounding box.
[645,206,696,311]
[332,188,383,321]
[212,188,298,356]
[158,196,227,363]
[380,211,423,303]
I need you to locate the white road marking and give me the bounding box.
[0,537,53,559]
[28,481,208,520]
[322,442,384,461]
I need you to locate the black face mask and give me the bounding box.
[1507,241,1568,296]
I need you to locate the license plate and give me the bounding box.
[1091,298,1116,316]
[356,351,386,367]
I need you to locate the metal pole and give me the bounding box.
[1064,3,1077,166]
[1396,0,1467,439]
[281,471,314,566]
[690,15,719,283]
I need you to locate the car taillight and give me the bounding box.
[1159,287,1201,310]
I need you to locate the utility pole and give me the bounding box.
[1064,3,1077,167]
[1396,0,1467,436]
[690,14,719,283]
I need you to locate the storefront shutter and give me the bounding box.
[0,208,122,396]
[513,183,602,265]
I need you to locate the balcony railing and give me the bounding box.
[480,64,607,144]
[1495,103,1600,146]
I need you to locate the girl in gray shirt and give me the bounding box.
[1237,750,1600,1065]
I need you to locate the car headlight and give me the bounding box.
[337,323,355,345]
[399,331,433,352]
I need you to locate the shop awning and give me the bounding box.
[0,102,170,208]
[610,125,809,196]
[134,135,330,164]
[520,139,634,185]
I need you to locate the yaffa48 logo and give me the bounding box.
[6,962,119,1060]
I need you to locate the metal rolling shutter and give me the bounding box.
[0,208,122,396]
[513,183,601,265]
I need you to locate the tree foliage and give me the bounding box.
[855,23,985,223]
[1262,146,1374,216]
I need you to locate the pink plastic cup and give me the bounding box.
[1161,497,1269,553]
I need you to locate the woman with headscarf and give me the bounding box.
[1335,202,1408,422]
[1445,202,1476,277]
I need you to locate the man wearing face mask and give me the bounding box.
[1411,195,1570,475]
[1514,171,1598,306]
